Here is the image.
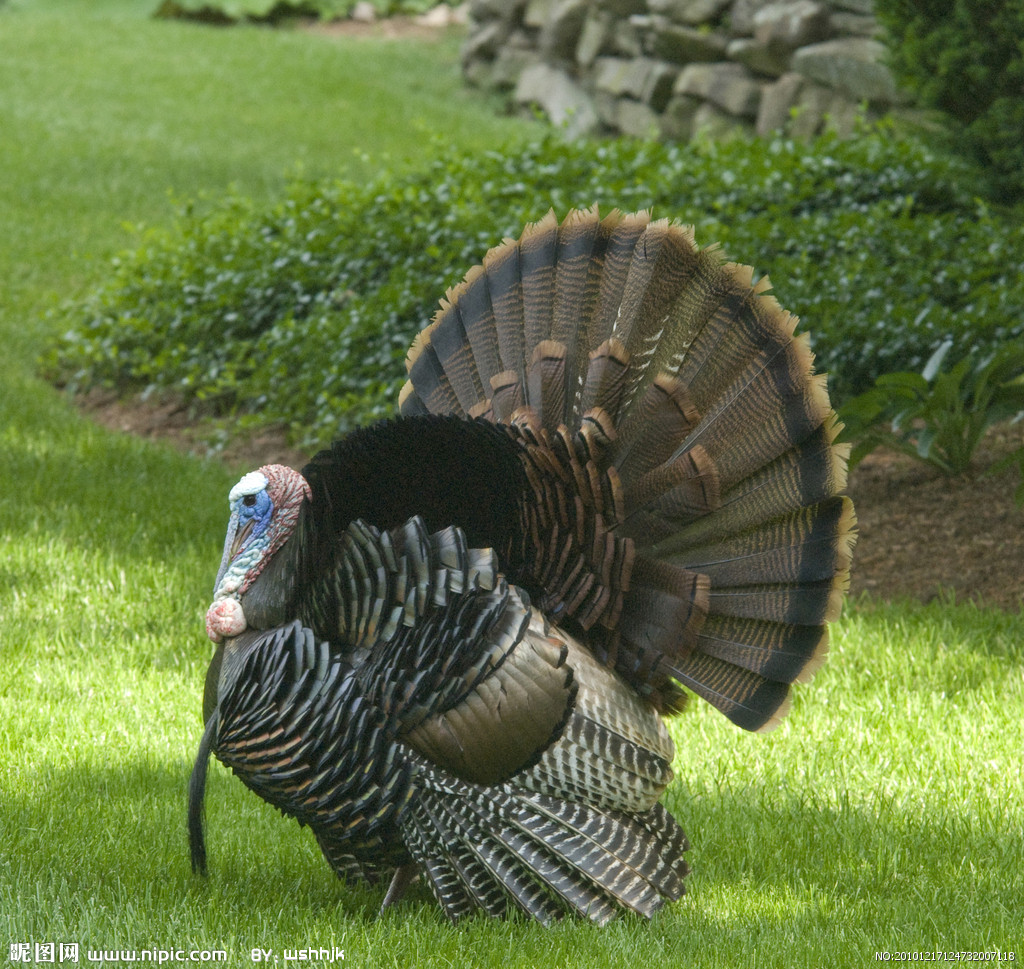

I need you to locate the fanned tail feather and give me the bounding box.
[399,207,856,732]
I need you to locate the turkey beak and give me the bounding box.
[230,518,255,560]
[212,512,247,596]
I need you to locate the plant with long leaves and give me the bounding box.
[840,341,1024,501]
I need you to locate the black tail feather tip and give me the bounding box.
[188,714,218,877]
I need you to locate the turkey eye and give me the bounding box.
[243,495,258,507]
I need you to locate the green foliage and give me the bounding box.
[47,126,1024,448]
[839,341,1024,497]
[154,0,452,21]
[873,0,1024,200]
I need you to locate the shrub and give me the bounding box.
[154,0,449,22]
[840,341,1024,489]
[874,0,1024,200]
[45,129,1024,447]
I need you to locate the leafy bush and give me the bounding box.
[874,0,1024,200]
[840,341,1024,489]
[154,0,450,22]
[46,128,1024,447]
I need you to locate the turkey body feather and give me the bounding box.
[191,206,855,924]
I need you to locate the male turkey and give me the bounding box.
[189,207,855,925]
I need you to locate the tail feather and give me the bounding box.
[579,339,631,422]
[694,614,829,684]
[674,497,854,589]
[550,208,604,409]
[590,212,650,355]
[519,211,560,355]
[668,651,792,732]
[398,207,855,732]
[648,419,849,554]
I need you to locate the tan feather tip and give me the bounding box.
[619,209,653,231]
[726,262,755,290]
[437,263,485,313]
[801,635,831,686]
[830,437,852,492]
[531,339,568,364]
[520,208,559,243]
[580,407,618,444]
[823,497,858,622]
[480,234,520,273]
[398,379,415,409]
[754,691,793,734]
[666,221,698,249]
[807,373,834,425]
[404,320,439,372]
[562,204,601,228]
[589,337,631,365]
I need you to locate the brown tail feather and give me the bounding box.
[398,207,855,731]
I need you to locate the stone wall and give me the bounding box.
[462,0,907,141]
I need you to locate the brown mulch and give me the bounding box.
[844,421,1024,610]
[80,390,1024,613]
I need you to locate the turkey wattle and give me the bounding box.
[188,207,856,925]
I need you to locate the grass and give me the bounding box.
[1,1,1022,965]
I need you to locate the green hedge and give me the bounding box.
[46,129,1024,447]
[154,0,449,22]
[874,0,1024,201]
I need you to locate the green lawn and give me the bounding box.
[1,3,1022,966]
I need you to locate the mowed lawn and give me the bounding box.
[1,3,1022,967]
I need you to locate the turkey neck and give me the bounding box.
[292,415,530,635]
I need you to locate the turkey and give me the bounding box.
[188,206,855,925]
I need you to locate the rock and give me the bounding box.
[594,90,620,127]
[792,37,902,102]
[594,0,647,14]
[831,0,873,13]
[828,11,878,37]
[647,19,730,64]
[692,101,753,138]
[514,62,600,137]
[576,11,615,67]
[727,37,791,76]
[350,1,376,23]
[790,81,865,138]
[729,0,778,35]
[594,56,633,96]
[463,0,894,143]
[675,61,763,117]
[610,18,643,56]
[753,1,832,49]
[524,0,555,28]
[539,0,589,62]
[490,46,538,87]
[615,98,661,137]
[461,19,511,63]
[468,0,527,20]
[647,0,733,26]
[788,79,834,136]
[660,93,702,139]
[642,61,679,109]
[823,92,862,136]
[755,71,804,133]
[594,56,677,109]
[462,57,493,87]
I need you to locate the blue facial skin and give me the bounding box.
[237,489,274,548]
